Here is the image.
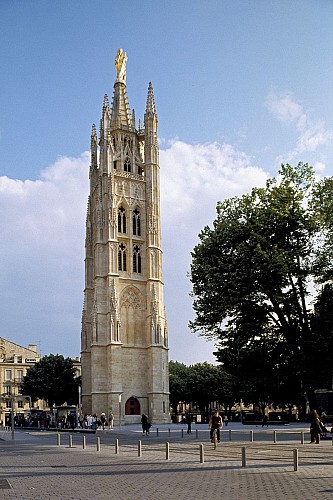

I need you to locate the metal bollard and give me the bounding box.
[138,440,142,457]
[69,434,73,448]
[156,428,159,437]
[165,442,170,460]
[293,449,298,471]
[196,429,199,439]
[115,438,119,454]
[250,430,254,442]
[82,435,86,449]
[97,437,101,451]
[300,432,304,445]
[199,443,204,464]
[57,433,61,446]
[213,430,217,449]
[273,430,277,444]
[168,428,171,435]
[229,429,232,441]
[181,428,184,438]
[242,447,246,467]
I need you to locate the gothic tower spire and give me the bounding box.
[81,49,170,425]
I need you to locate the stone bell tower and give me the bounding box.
[81,49,170,423]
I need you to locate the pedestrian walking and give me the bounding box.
[185,412,192,434]
[100,412,106,430]
[141,413,150,436]
[310,409,324,444]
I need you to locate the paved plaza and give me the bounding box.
[0,424,332,499]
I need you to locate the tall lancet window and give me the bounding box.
[124,155,131,172]
[133,245,142,274]
[118,206,126,233]
[118,243,127,271]
[133,209,141,236]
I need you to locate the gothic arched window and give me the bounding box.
[118,206,127,233]
[118,243,127,271]
[124,155,131,172]
[133,208,141,236]
[133,245,142,274]
[155,324,161,344]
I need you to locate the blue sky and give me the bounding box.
[0,0,332,363]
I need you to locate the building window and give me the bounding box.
[118,243,127,271]
[18,401,23,409]
[17,356,22,363]
[155,324,161,344]
[133,209,141,236]
[6,400,12,408]
[118,206,127,233]
[5,370,12,381]
[4,386,11,396]
[124,155,131,172]
[17,370,23,382]
[133,245,142,274]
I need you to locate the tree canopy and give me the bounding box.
[169,361,189,416]
[21,354,80,407]
[169,361,233,421]
[189,163,333,407]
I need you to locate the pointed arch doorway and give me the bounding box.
[125,397,140,416]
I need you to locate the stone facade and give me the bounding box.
[0,338,41,424]
[81,49,170,424]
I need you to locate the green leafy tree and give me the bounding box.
[211,365,235,415]
[21,354,80,407]
[189,163,333,408]
[186,362,219,421]
[169,361,236,420]
[169,361,189,418]
[306,284,333,391]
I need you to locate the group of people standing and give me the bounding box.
[80,412,114,430]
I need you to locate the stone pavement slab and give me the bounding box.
[0,428,332,499]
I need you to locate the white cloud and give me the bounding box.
[294,123,332,155]
[160,140,267,232]
[266,91,333,162]
[313,161,326,172]
[265,92,304,126]
[0,153,89,257]
[160,140,268,364]
[0,153,90,357]
[0,141,268,364]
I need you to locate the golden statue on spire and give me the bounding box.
[115,48,127,84]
